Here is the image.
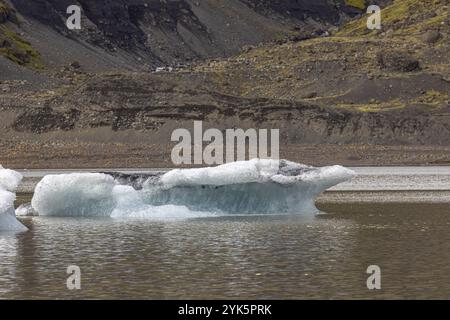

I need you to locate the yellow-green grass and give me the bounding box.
[345,0,366,10]
[336,100,407,112]
[338,0,446,37]
[0,26,43,69]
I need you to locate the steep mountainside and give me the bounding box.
[0,0,375,72]
[0,0,448,168]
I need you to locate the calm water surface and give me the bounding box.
[1,202,450,299]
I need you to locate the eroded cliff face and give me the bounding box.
[7,72,450,146]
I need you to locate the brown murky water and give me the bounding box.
[1,201,450,299]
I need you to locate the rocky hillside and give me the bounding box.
[0,0,449,168]
[193,0,449,109]
[1,0,377,72]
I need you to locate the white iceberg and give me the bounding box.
[31,159,356,218]
[32,173,116,217]
[15,203,39,216]
[0,165,27,232]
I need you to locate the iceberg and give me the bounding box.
[31,159,355,218]
[32,173,116,217]
[0,165,28,232]
[15,203,39,216]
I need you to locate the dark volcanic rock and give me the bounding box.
[13,106,81,133]
[8,72,449,146]
[7,0,365,68]
[377,51,421,72]
[422,30,441,44]
[102,172,164,190]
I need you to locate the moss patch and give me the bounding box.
[345,0,366,10]
[0,2,9,13]
[337,100,406,112]
[411,90,450,108]
[338,0,447,37]
[0,26,43,69]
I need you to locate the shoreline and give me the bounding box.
[2,145,450,170]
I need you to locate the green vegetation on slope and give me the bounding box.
[190,0,448,112]
[345,0,366,10]
[0,1,43,69]
[0,26,44,69]
[339,0,448,37]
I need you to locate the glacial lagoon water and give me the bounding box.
[1,203,450,299]
[1,166,450,299]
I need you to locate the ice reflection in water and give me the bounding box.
[1,203,450,299]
